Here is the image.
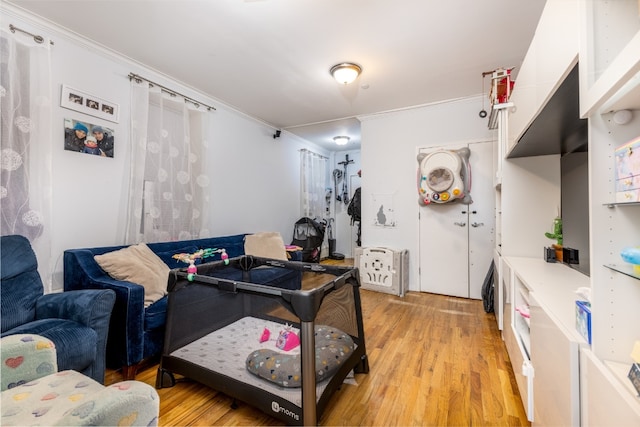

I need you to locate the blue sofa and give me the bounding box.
[63,234,302,379]
[1,235,116,384]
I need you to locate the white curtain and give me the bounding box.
[126,79,212,243]
[0,29,53,291]
[300,149,327,220]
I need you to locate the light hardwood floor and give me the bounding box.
[106,259,528,426]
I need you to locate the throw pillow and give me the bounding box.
[244,232,287,261]
[94,243,169,307]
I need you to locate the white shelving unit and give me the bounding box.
[579,0,640,423]
[497,0,640,424]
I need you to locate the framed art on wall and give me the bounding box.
[60,84,119,123]
[64,118,115,158]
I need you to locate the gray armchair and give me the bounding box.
[1,235,115,383]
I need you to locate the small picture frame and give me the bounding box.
[60,85,119,123]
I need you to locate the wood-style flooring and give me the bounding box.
[105,259,528,426]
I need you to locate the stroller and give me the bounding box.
[291,217,326,263]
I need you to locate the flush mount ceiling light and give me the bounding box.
[330,63,362,85]
[333,136,350,146]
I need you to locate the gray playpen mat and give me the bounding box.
[169,316,356,406]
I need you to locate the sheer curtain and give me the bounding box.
[0,29,53,290]
[126,79,212,243]
[300,149,327,220]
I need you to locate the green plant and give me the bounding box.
[544,216,563,246]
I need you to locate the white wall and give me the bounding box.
[359,98,494,291]
[4,6,497,294]
[2,7,330,290]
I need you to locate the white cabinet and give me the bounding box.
[507,0,580,150]
[578,0,640,117]
[503,257,590,424]
[580,348,640,426]
[530,292,581,426]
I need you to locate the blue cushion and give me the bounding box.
[144,296,168,331]
[0,235,44,333]
[4,319,97,373]
[0,235,38,280]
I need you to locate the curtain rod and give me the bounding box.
[9,24,54,45]
[299,148,328,159]
[128,73,216,111]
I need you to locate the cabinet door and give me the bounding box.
[530,294,580,426]
[580,348,640,426]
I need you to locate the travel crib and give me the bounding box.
[156,255,369,426]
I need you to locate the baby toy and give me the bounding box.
[416,147,472,205]
[544,216,563,246]
[172,248,229,281]
[621,247,640,273]
[276,325,300,351]
[260,328,270,343]
[258,324,300,351]
[544,216,563,261]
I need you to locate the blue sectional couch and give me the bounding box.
[63,234,301,379]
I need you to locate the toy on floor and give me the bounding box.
[172,248,229,281]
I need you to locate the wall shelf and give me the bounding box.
[604,264,640,280]
[604,201,640,208]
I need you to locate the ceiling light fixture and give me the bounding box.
[333,136,350,146]
[330,63,362,85]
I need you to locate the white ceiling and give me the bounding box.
[6,0,546,152]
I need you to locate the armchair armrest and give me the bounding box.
[36,289,115,333]
[36,289,115,381]
[1,334,57,391]
[56,380,160,426]
[64,249,151,367]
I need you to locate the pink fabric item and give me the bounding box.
[276,329,300,351]
[259,328,270,343]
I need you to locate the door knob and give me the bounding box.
[454,222,466,227]
[471,222,484,227]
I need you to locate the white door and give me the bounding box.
[418,140,495,298]
[349,173,362,254]
[467,140,495,299]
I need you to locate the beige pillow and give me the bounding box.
[244,232,287,261]
[94,243,169,307]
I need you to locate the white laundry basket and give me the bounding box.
[354,247,408,297]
